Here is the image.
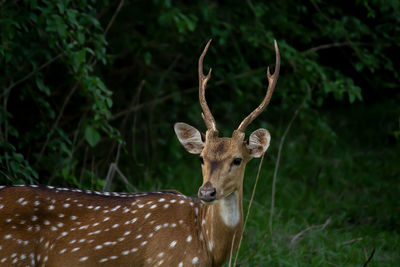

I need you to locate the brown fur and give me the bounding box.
[0,186,213,266]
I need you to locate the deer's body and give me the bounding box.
[0,185,242,266]
[0,39,279,266]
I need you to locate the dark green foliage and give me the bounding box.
[1,0,399,265]
[1,0,117,186]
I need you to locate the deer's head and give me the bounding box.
[175,40,280,204]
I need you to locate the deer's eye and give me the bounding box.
[199,156,204,165]
[232,158,242,166]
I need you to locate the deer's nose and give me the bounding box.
[198,183,216,202]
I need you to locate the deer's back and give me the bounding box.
[0,185,210,266]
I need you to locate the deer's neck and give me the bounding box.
[201,190,243,266]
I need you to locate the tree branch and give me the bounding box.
[1,53,64,99]
[104,0,125,37]
[111,68,265,121]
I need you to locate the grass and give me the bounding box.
[229,100,400,266]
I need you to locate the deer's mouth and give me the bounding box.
[200,199,217,205]
[200,191,234,205]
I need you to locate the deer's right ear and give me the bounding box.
[174,122,204,154]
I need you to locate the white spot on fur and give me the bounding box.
[169,240,177,248]
[79,256,88,262]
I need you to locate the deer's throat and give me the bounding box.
[217,191,241,228]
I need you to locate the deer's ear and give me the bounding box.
[174,122,204,154]
[246,129,271,158]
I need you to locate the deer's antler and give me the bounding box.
[237,40,280,133]
[198,39,217,132]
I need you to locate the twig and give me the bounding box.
[104,80,145,169]
[2,53,63,174]
[103,143,137,192]
[113,164,137,192]
[103,163,116,192]
[233,153,265,266]
[79,146,89,185]
[36,79,81,164]
[269,91,309,237]
[88,0,125,67]
[131,82,144,164]
[290,218,331,247]
[121,80,145,130]
[103,143,122,191]
[104,0,124,36]
[112,87,197,120]
[228,231,237,267]
[91,157,95,185]
[304,42,385,54]
[305,42,350,54]
[2,91,10,172]
[340,237,363,246]
[111,68,265,121]
[1,53,63,99]
[362,248,376,267]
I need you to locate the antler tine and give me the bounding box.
[237,40,280,133]
[198,39,217,132]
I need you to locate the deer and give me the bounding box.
[0,39,280,267]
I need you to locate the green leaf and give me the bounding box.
[36,78,51,95]
[144,52,152,66]
[84,125,101,147]
[56,2,65,14]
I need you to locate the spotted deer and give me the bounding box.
[0,39,280,267]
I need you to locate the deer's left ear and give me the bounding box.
[174,122,204,154]
[246,129,271,158]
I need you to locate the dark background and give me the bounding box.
[1,0,399,265]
